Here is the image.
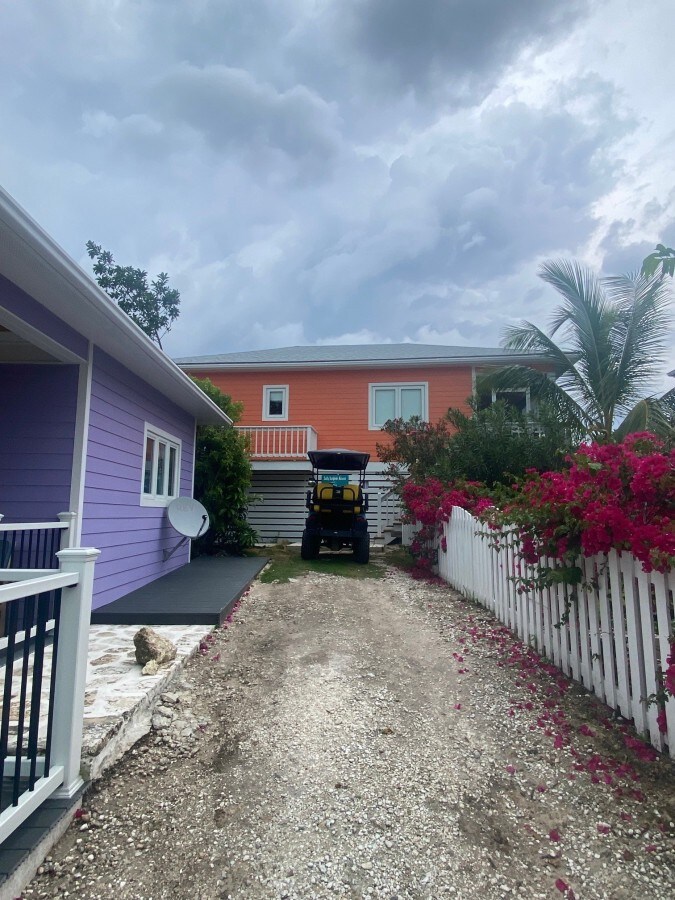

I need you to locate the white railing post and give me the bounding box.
[57,511,77,549]
[51,547,100,798]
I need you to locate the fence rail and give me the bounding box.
[237,426,318,459]
[438,507,675,758]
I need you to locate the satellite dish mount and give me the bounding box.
[164,497,210,561]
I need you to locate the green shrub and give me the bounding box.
[191,377,257,555]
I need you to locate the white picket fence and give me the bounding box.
[438,507,675,758]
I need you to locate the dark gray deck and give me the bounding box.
[90,555,268,626]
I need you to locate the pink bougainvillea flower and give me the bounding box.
[555,878,569,893]
[597,823,611,835]
[454,703,462,710]
[549,828,562,842]
[656,708,667,734]
[578,724,595,737]
[645,844,657,853]
[505,764,516,775]
[620,812,632,821]
[536,784,547,793]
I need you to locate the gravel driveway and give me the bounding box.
[23,562,675,899]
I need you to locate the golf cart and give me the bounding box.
[301,448,370,563]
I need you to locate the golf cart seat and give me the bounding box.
[311,483,365,516]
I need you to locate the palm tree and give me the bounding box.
[484,259,674,443]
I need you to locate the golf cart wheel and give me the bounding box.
[301,529,321,560]
[353,532,370,564]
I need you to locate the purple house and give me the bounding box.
[0,187,230,611]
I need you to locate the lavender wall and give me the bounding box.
[81,347,196,609]
[0,274,88,360]
[0,364,78,522]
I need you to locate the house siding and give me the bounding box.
[81,348,196,609]
[0,273,89,360]
[191,365,475,458]
[0,364,78,522]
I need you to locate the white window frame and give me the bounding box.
[368,382,428,430]
[491,388,531,414]
[140,424,182,507]
[262,384,289,421]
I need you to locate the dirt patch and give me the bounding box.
[22,562,675,899]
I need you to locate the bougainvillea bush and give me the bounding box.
[496,433,675,575]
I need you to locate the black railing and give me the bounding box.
[0,527,64,639]
[0,527,63,571]
[0,589,61,816]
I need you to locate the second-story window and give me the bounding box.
[369,382,428,429]
[263,385,289,420]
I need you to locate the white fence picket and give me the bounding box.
[438,509,673,758]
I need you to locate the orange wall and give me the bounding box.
[189,365,474,459]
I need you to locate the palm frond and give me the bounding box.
[614,395,675,441]
[478,365,594,436]
[603,273,672,412]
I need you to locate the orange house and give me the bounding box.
[177,344,556,541]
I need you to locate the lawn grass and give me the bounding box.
[251,543,384,583]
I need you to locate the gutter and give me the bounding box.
[0,187,230,427]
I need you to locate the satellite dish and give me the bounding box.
[167,497,209,538]
[164,497,210,560]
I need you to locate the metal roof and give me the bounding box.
[176,343,558,370]
[0,187,230,426]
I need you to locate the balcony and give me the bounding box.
[237,425,318,460]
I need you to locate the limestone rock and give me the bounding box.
[134,627,177,669]
[141,659,160,676]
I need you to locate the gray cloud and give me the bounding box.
[0,0,673,378]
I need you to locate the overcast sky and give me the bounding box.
[1,0,674,387]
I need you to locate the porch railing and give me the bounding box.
[371,487,402,538]
[0,513,76,642]
[237,426,318,459]
[0,539,98,845]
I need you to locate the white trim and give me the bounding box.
[69,343,93,542]
[179,354,557,372]
[140,423,182,507]
[262,384,289,421]
[368,381,428,430]
[0,186,230,425]
[0,306,86,364]
[190,418,197,561]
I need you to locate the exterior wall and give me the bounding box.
[191,365,475,459]
[0,273,88,360]
[0,364,78,522]
[81,348,196,609]
[249,466,397,542]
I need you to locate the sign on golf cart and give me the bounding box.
[321,473,350,486]
[302,449,371,563]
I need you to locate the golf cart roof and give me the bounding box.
[308,449,370,471]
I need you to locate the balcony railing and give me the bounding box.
[238,426,318,459]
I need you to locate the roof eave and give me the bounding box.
[178,354,561,373]
[0,187,230,427]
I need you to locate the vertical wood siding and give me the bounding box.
[0,364,78,521]
[81,348,195,610]
[190,365,474,458]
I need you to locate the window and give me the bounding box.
[369,382,428,429]
[141,425,181,506]
[262,385,289,420]
[477,388,530,413]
